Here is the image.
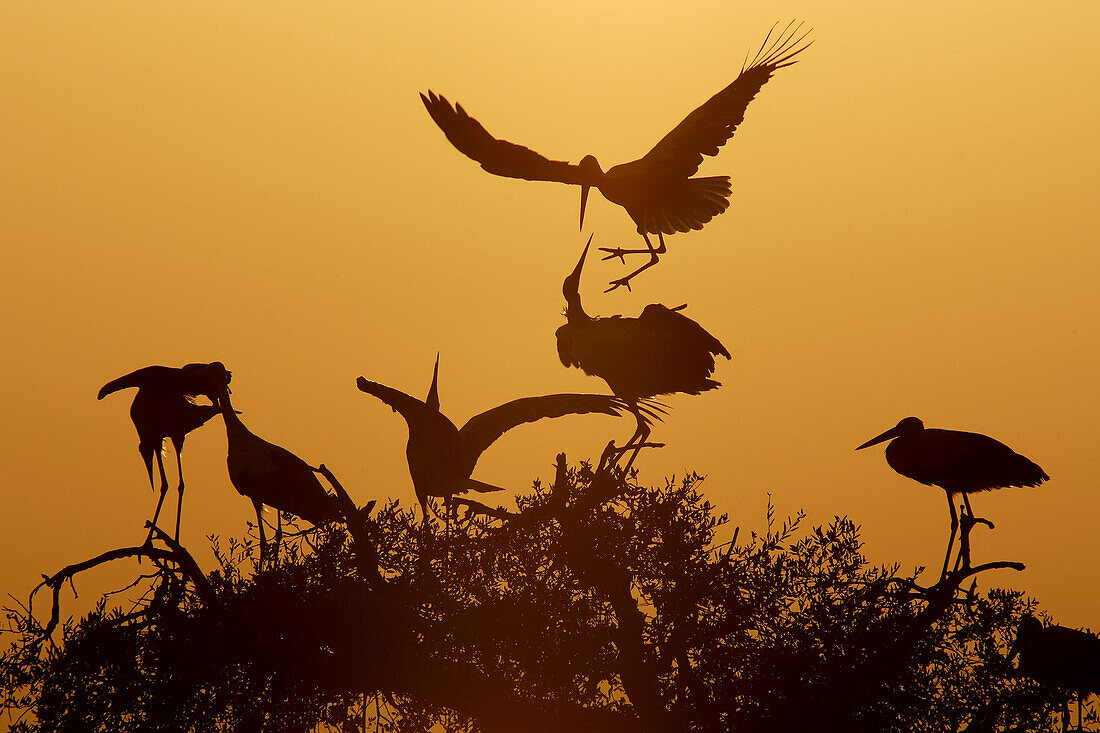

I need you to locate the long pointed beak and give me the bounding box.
[579,185,590,230]
[856,426,900,450]
[570,235,593,279]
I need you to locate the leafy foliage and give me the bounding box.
[1,458,1072,732]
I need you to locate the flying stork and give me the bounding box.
[421,23,811,291]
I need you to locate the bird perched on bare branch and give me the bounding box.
[1009,614,1100,731]
[556,237,729,469]
[421,22,810,291]
[98,361,232,542]
[214,387,339,567]
[856,417,1048,577]
[357,356,655,522]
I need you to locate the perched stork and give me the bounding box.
[98,361,232,542]
[857,417,1049,577]
[1009,614,1100,731]
[421,23,811,291]
[215,388,339,567]
[555,237,729,468]
[356,357,652,521]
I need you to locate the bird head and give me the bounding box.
[1008,615,1043,662]
[562,235,592,322]
[856,416,924,450]
[577,155,602,230]
[425,354,441,412]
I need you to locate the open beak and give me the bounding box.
[856,426,900,450]
[579,185,590,230]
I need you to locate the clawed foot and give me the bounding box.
[599,246,655,263]
[605,277,633,293]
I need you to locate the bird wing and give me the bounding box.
[893,429,1049,492]
[98,365,179,399]
[459,394,630,464]
[356,377,427,420]
[636,23,810,181]
[421,91,589,184]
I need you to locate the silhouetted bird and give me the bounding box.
[356,357,649,521]
[857,417,1049,576]
[421,23,810,290]
[98,362,232,542]
[215,388,339,566]
[556,237,729,468]
[1009,614,1100,731]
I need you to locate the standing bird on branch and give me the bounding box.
[1009,614,1100,731]
[421,22,811,291]
[214,387,339,568]
[856,417,1049,577]
[98,362,232,542]
[357,357,654,522]
[556,236,729,469]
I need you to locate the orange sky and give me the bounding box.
[2,2,1098,629]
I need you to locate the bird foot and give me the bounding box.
[604,278,632,293]
[599,246,658,261]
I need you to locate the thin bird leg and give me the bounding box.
[621,406,651,473]
[603,232,666,293]
[172,437,185,543]
[254,500,267,571]
[941,492,960,579]
[146,447,172,544]
[274,510,283,567]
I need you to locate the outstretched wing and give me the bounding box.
[421,91,589,184]
[637,22,811,180]
[356,377,427,421]
[97,365,179,399]
[459,394,630,464]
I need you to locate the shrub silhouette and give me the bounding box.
[1,453,1073,732]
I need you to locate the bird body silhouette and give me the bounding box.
[857,417,1048,575]
[1010,615,1100,729]
[98,362,232,541]
[357,357,646,520]
[421,23,810,290]
[556,238,729,465]
[215,389,339,563]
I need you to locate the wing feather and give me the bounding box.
[421,91,588,184]
[639,23,811,180]
[459,394,629,463]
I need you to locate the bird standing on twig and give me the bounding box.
[856,417,1049,577]
[98,362,232,542]
[421,22,811,291]
[357,356,655,522]
[1009,614,1100,731]
[214,387,339,568]
[555,237,729,469]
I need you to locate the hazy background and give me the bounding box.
[2,1,1097,628]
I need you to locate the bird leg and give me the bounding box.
[145,447,172,545]
[941,492,959,580]
[617,406,664,473]
[602,232,666,292]
[254,500,267,571]
[172,438,186,543]
[274,510,283,568]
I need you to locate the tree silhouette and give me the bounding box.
[0,449,1076,732]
